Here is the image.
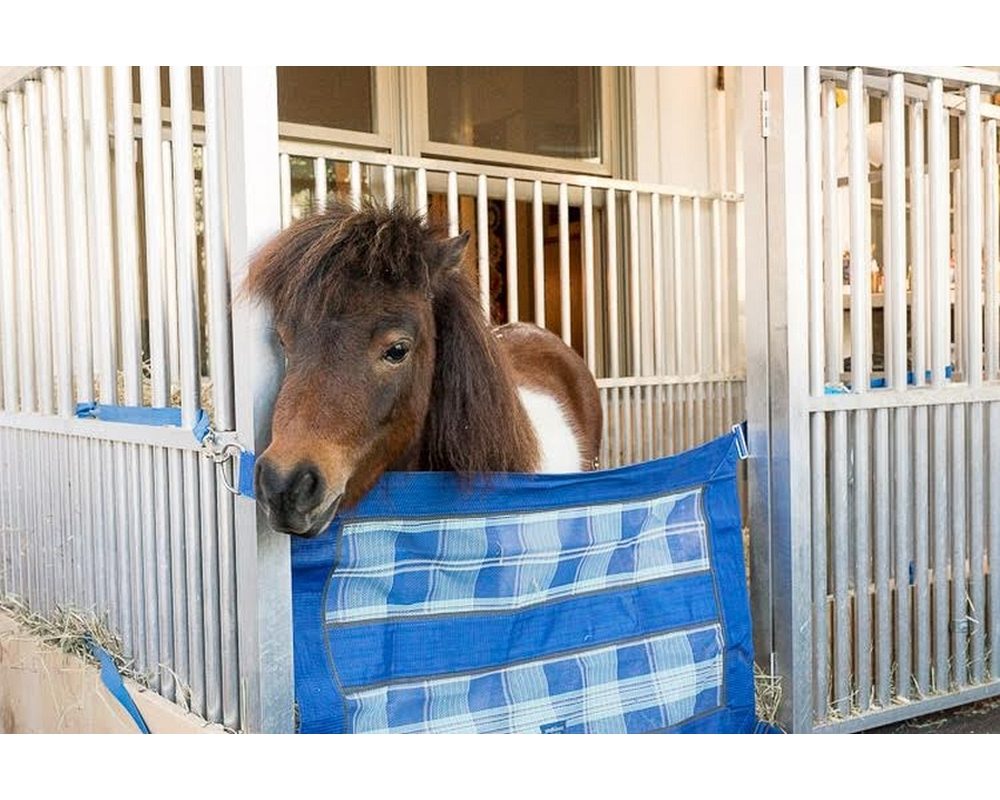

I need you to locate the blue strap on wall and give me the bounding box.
[75,402,212,443]
[86,637,151,734]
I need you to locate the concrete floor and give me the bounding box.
[866,696,1000,733]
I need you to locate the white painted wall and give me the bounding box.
[633,66,739,193]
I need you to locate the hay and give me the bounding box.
[0,595,150,687]
[92,363,216,421]
[754,663,783,729]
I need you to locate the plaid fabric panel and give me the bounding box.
[344,623,724,733]
[328,488,707,624]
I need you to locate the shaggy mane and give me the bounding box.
[244,199,443,324]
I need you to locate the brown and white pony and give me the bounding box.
[245,201,602,536]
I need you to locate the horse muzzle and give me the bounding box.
[254,457,343,537]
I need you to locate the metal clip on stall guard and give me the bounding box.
[731,423,749,460]
[201,428,248,497]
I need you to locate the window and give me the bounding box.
[414,66,621,175]
[276,66,395,150]
[426,67,601,161]
[277,67,375,133]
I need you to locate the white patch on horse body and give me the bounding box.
[517,386,582,473]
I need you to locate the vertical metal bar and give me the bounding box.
[140,445,158,691]
[112,442,132,653]
[314,157,327,211]
[447,171,459,237]
[583,186,596,373]
[415,167,427,217]
[832,411,848,716]
[952,403,968,688]
[112,67,141,405]
[672,196,684,375]
[278,153,291,227]
[381,163,393,207]
[933,403,950,690]
[476,174,489,318]
[966,85,983,386]
[810,412,828,720]
[913,404,931,696]
[893,404,913,699]
[606,188,620,377]
[559,183,571,347]
[955,168,965,378]
[928,80,949,386]
[848,68,870,392]
[806,68,824,397]
[200,457,221,724]
[64,68,92,407]
[628,190,642,379]
[986,119,999,380]
[505,177,518,322]
[990,401,1000,680]
[349,160,361,208]
[970,401,986,684]
[183,450,204,717]
[217,478,239,730]
[651,194,665,376]
[153,446,173,700]
[532,180,545,327]
[203,66,241,726]
[0,101,19,411]
[712,198,725,374]
[628,191,642,461]
[8,95,35,413]
[223,66,293,733]
[161,141,181,391]
[42,68,73,418]
[203,67,235,429]
[691,197,704,375]
[888,74,906,391]
[822,81,842,384]
[140,67,168,406]
[911,101,927,387]
[25,81,54,415]
[167,448,187,705]
[169,67,203,429]
[85,68,117,403]
[873,407,890,705]
[855,413,873,710]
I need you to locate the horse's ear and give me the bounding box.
[429,231,470,275]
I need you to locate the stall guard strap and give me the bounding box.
[75,402,211,442]
[86,637,151,733]
[291,427,760,734]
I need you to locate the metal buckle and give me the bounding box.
[731,423,749,460]
[201,429,247,496]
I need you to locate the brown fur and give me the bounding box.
[495,322,603,469]
[244,200,601,532]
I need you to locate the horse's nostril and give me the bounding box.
[290,467,323,512]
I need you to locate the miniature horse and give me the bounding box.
[245,201,602,536]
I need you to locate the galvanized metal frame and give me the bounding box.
[222,66,294,734]
[753,65,1000,733]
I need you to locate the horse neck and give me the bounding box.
[418,280,538,473]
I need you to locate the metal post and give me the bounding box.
[222,66,293,734]
[743,66,814,733]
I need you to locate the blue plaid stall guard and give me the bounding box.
[291,429,756,734]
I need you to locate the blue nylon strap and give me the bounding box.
[86,637,151,734]
[75,402,212,443]
[238,450,257,499]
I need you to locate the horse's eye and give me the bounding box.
[383,341,411,364]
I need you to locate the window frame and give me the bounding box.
[274,66,398,151]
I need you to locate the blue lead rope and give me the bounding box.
[86,637,151,734]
